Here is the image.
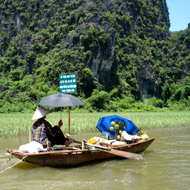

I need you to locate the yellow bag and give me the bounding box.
[87,137,97,144]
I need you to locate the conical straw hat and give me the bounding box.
[32,106,51,120]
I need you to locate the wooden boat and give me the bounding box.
[7,138,154,168]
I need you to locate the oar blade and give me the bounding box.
[109,149,143,160]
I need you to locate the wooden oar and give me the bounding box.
[74,140,142,160]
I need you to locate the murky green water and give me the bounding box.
[0,126,190,190]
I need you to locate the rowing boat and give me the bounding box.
[7,138,154,167]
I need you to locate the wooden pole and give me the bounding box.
[60,107,62,119]
[85,142,143,160]
[74,140,143,160]
[68,106,70,134]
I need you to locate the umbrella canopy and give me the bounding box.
[38,93,84,134]
[38,93,84,107]
[96,115,139,138]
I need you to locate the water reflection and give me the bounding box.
[0,126,190,190]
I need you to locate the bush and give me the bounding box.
[109,88,120,101]
[107,100,119,112]
[87,90,110,110]
[119,97,135,109]
[145,97,164,107]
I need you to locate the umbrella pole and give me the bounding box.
[68,106,70,134]
[60,107,63,119]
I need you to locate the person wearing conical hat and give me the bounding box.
[32,106,74,150]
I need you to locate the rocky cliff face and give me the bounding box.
[61,0,170,94]
[87,35,115,84]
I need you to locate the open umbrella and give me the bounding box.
[96,115,139,138]
[38,93,84,134]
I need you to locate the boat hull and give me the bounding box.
[7,138,154,167]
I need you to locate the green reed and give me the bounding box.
[0,111,190,137]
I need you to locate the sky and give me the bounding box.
[166,0,190,31]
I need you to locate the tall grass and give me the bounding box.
[0,111,190,137]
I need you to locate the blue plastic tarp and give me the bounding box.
[96,115,139,138]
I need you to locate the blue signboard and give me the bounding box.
[59,73,77,93]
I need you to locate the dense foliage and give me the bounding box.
[0,0,189,113]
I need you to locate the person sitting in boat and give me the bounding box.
[32,106,74,150]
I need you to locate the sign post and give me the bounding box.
[59,73,77,134]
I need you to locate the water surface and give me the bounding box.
[0,126,189,190]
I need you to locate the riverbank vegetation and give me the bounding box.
[0,91,190,113]
[1,111,190,137]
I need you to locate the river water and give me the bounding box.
[0,126,189,190]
